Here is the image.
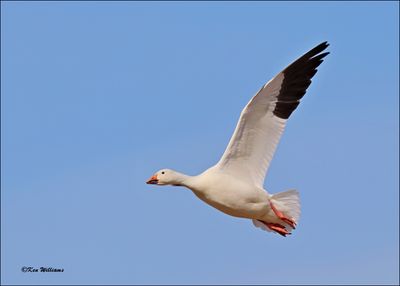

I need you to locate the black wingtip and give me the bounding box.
[311,51,330,62]
[273,42,330,120]
[304,41,330,59]
[319,41,329,47]
[314,41,329,50]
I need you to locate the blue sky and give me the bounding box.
[1,1,398,285]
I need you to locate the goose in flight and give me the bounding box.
[147,42,329,236]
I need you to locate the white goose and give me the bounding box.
[147,42,329,236]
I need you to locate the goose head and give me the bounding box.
[146,169,187,186]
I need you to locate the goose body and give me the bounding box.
[147,42,329,236]
[188,167,270,219]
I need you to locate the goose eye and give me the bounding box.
[161,171,165,174]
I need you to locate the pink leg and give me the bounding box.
[259,221,291,237]
[269,201,297,229]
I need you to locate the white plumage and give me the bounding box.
[147,42,329,236]
[216,73,286,189]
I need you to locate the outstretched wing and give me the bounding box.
[215,42,329,188]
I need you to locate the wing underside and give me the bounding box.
[215,42,330,188]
